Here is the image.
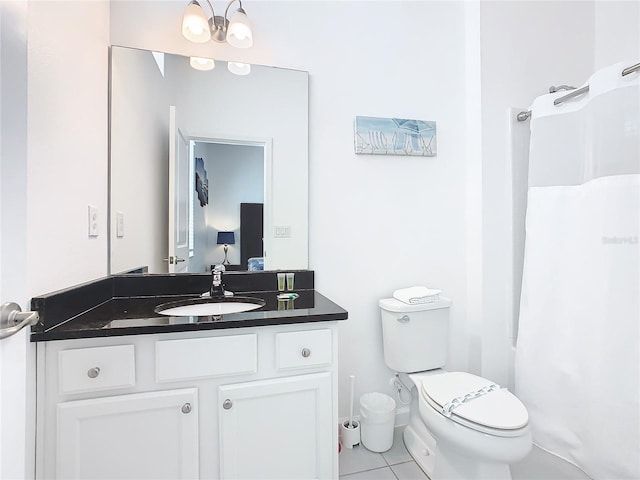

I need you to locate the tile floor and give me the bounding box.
[339,427,427,479]
[339,426,593,480]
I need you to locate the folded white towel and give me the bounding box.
[393,286,442,305]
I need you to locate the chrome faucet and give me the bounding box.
[210,265,226,297]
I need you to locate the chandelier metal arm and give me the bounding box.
[202,0,216,18]
[205,0,231,42]
[223,0,243,20]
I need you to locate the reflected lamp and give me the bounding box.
[216,231,236,265]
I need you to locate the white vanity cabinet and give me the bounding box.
[218,372,333,479]
[36,322,339,480]
[57,388,199,479]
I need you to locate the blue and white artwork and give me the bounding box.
[354,116,437,156]
[195,157,209,207]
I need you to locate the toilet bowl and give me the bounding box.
[379,297,532,479]
[405,371,532,479]
[409,372,532,480]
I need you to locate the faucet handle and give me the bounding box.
[212,264,226,273]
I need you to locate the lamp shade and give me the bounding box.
[227,61,251,76]
[182,0,211,43]
[190,56,215,71]
[217,231,235,245]
[226,8,253,48]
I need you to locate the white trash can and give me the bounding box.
[359,392,396,452]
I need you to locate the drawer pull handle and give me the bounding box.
[223,399,233,410]
[181,403,192,414]
[301,348,311,358]
[87,367,100,379]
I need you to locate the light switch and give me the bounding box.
[88,205,99,237]
[116,211,125,238]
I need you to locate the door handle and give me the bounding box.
[163,256,186,265]
[0,303,39,340]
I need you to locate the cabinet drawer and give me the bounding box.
[156,334,257,382]
[58,345,135,395]
[276,329,332,370]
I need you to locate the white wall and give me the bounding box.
[300,1,471,414]
[594,1,640,70]
[27,0,110,295]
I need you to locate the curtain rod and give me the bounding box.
[516,61,640,122]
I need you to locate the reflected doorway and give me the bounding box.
[189,140,266,272]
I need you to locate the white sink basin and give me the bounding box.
[155,297,265,317]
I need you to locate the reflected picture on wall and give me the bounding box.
[195,157,209,206]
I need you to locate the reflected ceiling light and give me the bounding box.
[227,61,251,76]
[181,0,253,48]
[190,56,216,71]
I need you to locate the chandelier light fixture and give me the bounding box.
[182,0,253,48]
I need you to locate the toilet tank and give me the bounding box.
[379,297,451,373]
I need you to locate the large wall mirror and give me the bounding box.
[109,46,309,274]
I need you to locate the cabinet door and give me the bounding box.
[219,372,333,479]
[57,388,198,479]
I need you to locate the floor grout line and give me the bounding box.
[340,464,395,479]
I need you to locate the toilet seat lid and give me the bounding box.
[420,372,528,431]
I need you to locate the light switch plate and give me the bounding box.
[116,211,125,238]
[274,225,291,238]
[88,205,99,237]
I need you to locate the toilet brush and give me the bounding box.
[340,375,360,448]
[349,375,355,427]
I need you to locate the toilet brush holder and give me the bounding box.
[340,420,360,449]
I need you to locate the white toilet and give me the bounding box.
[380,297,532,480]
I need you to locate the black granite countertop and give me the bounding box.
[30,272,348,342]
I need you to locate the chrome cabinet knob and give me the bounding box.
[223,399,233,410]
[181,403,192,414]
[87,367,100,378]
[301,348,311,358]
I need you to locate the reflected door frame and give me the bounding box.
[189,133,273,270]
[168,106,191,273]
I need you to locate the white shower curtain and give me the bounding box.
[515,61,640,480]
